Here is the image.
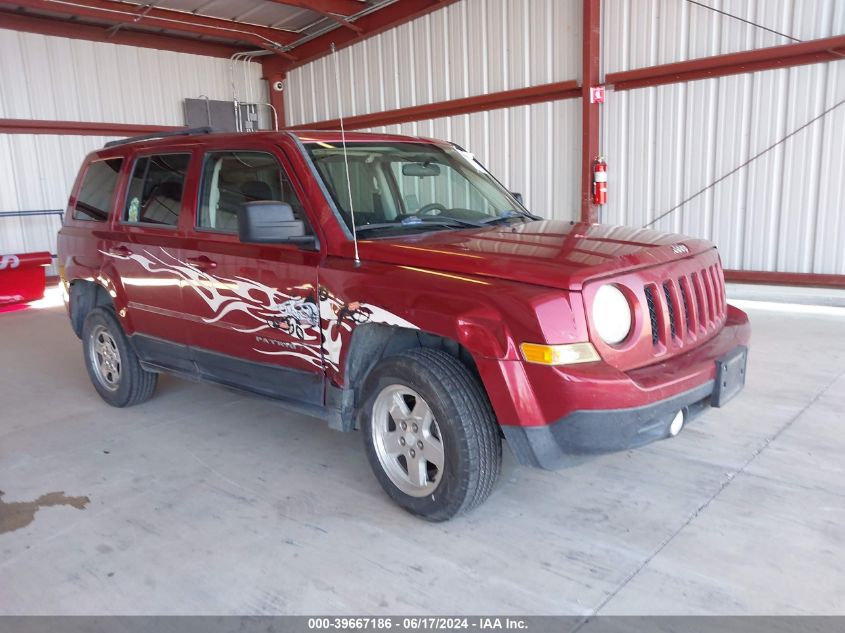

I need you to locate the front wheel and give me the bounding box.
[82,307,158,407]
[360,348,501,521]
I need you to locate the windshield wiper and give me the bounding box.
[417,216,486,228]
[355,216,485,234]
[480,210,537,225]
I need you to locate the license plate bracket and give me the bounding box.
[712,345,748,407]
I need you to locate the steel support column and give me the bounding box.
[263,66,287,130]
[580,0,601,223]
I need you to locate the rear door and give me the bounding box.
[107,152,195,373]
[180,145,324,405]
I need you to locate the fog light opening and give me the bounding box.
[668,410,685,437]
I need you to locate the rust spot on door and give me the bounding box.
[0,490,90,534]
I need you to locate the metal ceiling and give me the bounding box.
[0,0,408,63]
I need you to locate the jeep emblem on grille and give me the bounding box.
[672,244,689,255]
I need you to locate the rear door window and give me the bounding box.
[73,158,123,221]
[124,154,191,227]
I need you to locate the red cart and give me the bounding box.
[0,251,52,306]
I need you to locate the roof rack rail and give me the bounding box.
[103,126,216,149]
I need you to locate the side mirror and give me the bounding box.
[510,192,524,206]
[237,201,314,246]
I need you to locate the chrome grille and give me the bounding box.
[644,286,659,345]
[678,279,693,331]
[644,261,726,347]
[662,281,677,340]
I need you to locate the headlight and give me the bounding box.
[592,284,632,345]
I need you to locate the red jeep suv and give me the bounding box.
[57,128,750,520]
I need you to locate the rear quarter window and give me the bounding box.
[73,158,124,221]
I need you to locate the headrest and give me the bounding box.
[241,180,272,201]
[154,180,183,201]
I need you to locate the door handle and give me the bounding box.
[186,256,217,271]
[108,245,132,257]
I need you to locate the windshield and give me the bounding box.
[304,141,533,235]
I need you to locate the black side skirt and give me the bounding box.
[132,333,326,414]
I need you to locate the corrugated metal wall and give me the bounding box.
[285,0,584,220]
[0,28,265,271]
[360,101,581,220]
[601,0,845,274]
[287,0,845,275]
[0,134,119,264]
[4,1,842,276]
[603,0,844,73]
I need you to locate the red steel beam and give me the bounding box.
[724,270,845,289]
[265,0,365,32]
[607,34,845,91]
[289,80,581,130]
[309,10,363,33]
[8,0,299,48]
[580,0,601,223]
[0,11,249,57]
[0,118,183,136]
[262,62,287,129]
[265,0,365,17]
[266,0,461,74]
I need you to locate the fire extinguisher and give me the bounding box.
[593,157,607,206]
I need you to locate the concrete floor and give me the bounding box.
[1,289,843,616]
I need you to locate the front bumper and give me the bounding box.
[502,375,720,469]
[489,306,751,469]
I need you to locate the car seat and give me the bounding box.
[141,180,183,225]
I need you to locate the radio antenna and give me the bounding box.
[331,42,361,265]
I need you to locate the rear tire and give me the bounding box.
[360,348,501,521]
[82,307,157,407]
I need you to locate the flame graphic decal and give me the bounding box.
[103,247,417,373]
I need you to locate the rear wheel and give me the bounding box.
[82,307,157,407]
[361,348,501,521]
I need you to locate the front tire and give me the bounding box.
[360,348,501,521]
[82,307,157,407]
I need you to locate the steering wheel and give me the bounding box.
[417,202,447,216]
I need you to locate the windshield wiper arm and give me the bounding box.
[355,221,458,234]
[356,216,486,234]
[417,216,486,228]
[480,210,537,225]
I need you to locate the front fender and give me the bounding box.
[317,258,585,388]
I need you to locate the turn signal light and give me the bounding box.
[520,342,601,366]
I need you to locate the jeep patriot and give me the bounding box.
[57,128,750,520]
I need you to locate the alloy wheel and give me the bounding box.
[371,384,445,497]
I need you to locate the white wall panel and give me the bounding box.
[0,134,120,273]
[285,0,583,221]
[363,100,582,221]
[0,28,265,272]
[603,0,845,74]
[285,0,582,126]
[0,29,264,125]
[602,0,845,274]
[601,60,845,275]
